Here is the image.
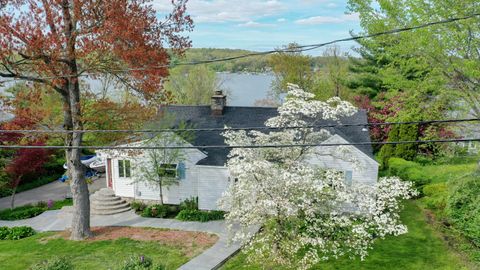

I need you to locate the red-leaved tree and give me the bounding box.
[5,141,50,209]
[0,0,193,239]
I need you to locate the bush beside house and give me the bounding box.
[130,197,225,222]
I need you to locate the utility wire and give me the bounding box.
[1,12,479,84]
[0,118,478,134]
[0,138,479,150]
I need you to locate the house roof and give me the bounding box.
[160,105,374,166]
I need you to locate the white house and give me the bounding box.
[98,91,379,210]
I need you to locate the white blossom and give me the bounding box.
[219,84,416,269]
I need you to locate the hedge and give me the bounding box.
[446,175,480,247]
[0,199,72,220]
[176,209,225,222]
[387,157,432,194]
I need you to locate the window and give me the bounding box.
[344,170,353,186]
[118,160,131,178]
[158,163,178,178]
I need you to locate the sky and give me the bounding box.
[153,0,362,56]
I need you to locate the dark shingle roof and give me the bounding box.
[161,105,373,166]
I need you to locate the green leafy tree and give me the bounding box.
[133,118,193,205]
[313,45,352,101]
[164,65,225,105]
[347,0,480,117]
[269,43,314,95]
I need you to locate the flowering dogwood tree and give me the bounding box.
[220,84,417,269]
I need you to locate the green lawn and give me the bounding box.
[0,232,192,269]
[222,200,472,270]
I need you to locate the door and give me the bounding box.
[107,158,113,188]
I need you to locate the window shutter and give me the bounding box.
[177,162,186,179]
[345,170,353,186]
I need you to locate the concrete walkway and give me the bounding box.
[0,176,106,209]
[0,208,241,270]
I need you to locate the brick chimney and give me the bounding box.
[211,90,226,116]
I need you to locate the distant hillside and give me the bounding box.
[178,48,270,73]
[172,48,351,73]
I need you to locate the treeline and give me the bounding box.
[172,48,350,74]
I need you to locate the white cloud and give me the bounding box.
[277,18,287,22]
[295,13,359,25]
[152,0,286,23]
[238,21,276,28]
[327,2,337,8]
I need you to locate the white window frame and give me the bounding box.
[118,159,132,178]
[159,163,179,178]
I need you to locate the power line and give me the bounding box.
[0,118,478,134]
[0,138,478,150]
[1,12,479,84]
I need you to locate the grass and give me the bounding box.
[419,163,477,184]
[221,200,473,270]
[0,231,196,270]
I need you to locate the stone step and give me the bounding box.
[91,199,127,206]
[91,201,130,211]
[89,188,131,215]
[90,195,122,202]
[95,188,115,197]
[91,207,131,215]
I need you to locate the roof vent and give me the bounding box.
[211,90,226,116]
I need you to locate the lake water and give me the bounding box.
[0,73,275,121]
[218,73,274,106]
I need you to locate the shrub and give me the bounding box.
[36,201,48,208]
[180,197,198,211]
[165,205,180,217]
[413,156,434,166]
[131,201,147,213]
[0,205,45,220]
[446,175,480,246]
[141,204,168,218]
[176,209,225,222]
[0,227,9,239]
[0,199,72,220]
[120,255,152,270]
[30,257,74,270]
[0,226,35,240]
[119,255,165,270]
[421,183,447,211]
[387,158,431,194]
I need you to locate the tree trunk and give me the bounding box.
[10,176,21,209]
[10,185,17,210]
[159,180,164,205]
[61,0,91,240]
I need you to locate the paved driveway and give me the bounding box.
[0,176,106,209]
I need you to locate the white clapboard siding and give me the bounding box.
[195,165,230,210]
[307,134,379,185]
